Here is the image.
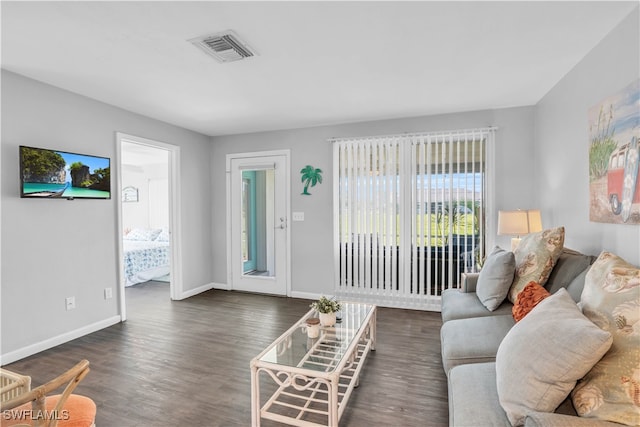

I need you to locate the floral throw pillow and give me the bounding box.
[512,281,550,322]
[571,252,640,425]
[507,226,565,303]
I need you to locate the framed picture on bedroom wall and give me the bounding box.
[588,79,640,225]
[122,186,139,203]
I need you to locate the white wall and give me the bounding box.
[211,106,535,297]
[535,7,640,265]
[1,70,213,362]
[122,162,169,231]
[148,176,169,230]
[122,164,151,230]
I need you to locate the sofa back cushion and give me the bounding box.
[545,248,595,298]
[565,267,590,303]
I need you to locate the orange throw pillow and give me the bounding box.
[512,281,551,322]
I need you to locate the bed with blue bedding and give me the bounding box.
[123,228,170,286]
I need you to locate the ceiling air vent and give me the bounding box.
[189,30,257,63]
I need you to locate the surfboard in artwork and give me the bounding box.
[620,137,639,222]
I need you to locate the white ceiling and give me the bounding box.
[1,1,637,137]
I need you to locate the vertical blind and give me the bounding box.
[333,128,494,311]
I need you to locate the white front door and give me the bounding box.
[228,151,289,296]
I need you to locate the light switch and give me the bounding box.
[292,212,305,221]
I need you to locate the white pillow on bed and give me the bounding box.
[155,229,170,242]
[124,228,162,241]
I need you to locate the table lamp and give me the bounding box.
[498,209,543,251]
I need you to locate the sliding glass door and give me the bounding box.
[334,128,494,310]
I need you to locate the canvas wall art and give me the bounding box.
[589,79,640,224]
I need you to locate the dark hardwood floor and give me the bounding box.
[3,282,448,426]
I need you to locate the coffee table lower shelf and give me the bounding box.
[261,342,370,426]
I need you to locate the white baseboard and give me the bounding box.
[290,291,330,301]
[0,315,121,365]
[175,282,216,300]
[178,284,333,301]
[211,282,231,291]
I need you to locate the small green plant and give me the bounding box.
[310,296,341,314]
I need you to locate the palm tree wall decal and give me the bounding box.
[300,165,323,195]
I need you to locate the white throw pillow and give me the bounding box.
[496,289,613,426]
[476,246,516,311]
[124,228,162,241]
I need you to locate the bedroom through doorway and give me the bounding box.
[117,134,181,320]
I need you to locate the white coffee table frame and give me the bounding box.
[250,303,376,426]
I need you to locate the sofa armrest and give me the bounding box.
[525,412,621,427]
[460,273,480,293]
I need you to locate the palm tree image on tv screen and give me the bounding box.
[20,146,111,199]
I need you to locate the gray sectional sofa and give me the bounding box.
[440,249,622,427]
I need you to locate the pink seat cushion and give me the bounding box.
[1,394,96,427]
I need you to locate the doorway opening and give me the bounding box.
[117,133,182,321]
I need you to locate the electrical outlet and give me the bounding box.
[65,297,76,311]
[104,288,113,299]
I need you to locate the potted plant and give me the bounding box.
[310,296,341,326]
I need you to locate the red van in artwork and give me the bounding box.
[608,136,640,222]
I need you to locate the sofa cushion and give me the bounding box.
[476,246,516,311]
[496,289,613,426]
[508,226,565,303]
[441,288,513,323]
[448,362,512,427]
[512,281,550,322]
[565,267,590,303]
[572,252,640,426]
[441,315,514,373]
[545,248,595,296]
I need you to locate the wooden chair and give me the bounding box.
[0,360,95,427]
[0,369,31,404]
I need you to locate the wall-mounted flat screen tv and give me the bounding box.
[20,145,111,199]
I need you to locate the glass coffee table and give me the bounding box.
[250,302,377,426]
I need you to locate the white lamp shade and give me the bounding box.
[527,209,543,233]
[497,210,529,236]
